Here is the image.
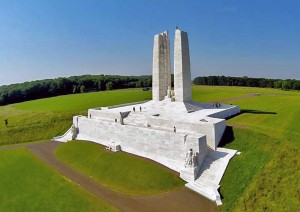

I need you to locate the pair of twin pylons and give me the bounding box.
[152,27,192,103]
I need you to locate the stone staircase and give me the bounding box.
[185,147,237,205]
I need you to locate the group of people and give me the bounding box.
[133,106,142,112]
[212,102,221,108]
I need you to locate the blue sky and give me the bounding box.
[0,0,299,85]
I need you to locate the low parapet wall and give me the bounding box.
[74,116,208,172]
[88,109,119,120]
[208,105,240,119]
[87,101,149,119]
[106,100,149,109]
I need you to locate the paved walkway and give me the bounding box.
[1,141,218,212]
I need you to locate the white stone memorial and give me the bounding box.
[53,28,240,205]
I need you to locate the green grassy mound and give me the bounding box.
[55,141,185,195]
[0,148,116,211]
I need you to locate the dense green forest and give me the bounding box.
[193,76,300,91]
[0,75,152,105]
[1,74,300,106]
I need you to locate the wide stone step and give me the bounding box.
[203,158,225,165]
[193,180,217,188]
[198,176,217,183]
[199,167,220,176]
[185,183,216,201]
[199,164,221,172]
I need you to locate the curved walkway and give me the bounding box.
[1,141,217,212]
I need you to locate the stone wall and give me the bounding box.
[147,116,226,150]
[74,116,208,172]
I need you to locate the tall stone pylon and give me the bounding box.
[174,28,192,102]
[152,31,171,101]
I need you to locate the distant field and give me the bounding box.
[0,86,299,211]
[14,89,152,112]
[55,141,185,195]
[192,85,292,102]
[0,148,116,211]
[0,90,151,145]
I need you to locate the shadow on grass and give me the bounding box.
[218,187,224,200]
[218,126,235,147]
[241,109,277,115]
[225,109,277,121]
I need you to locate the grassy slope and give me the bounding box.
[0,90,151,145]
[14,90,151,112]
[55,141,185,195]
[198,88,300,211]
[0,148,116,212]
[224,92,300,211]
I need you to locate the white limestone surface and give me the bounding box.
[152,31,171,101]
[54,99,240,205]
[75,115,208,172]
[174,29,192,102]
[52,126,73,142]
[87,100,239,149]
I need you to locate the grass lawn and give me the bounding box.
[55,141,185,195]
[192,85,290,103]
[0,148,117,211]
[225,92,300,147]
[14,89,151,112]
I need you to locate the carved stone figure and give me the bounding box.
[120,111,131,125]
[185,148,194,168]
[71,124,77,140]
[167,86,173,98]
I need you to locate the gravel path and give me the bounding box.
[2,141,218,212]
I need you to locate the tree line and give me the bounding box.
[2,74,299,106]
[193,76,300,91]
[0,75,152,105]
